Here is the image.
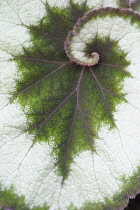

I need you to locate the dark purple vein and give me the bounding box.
[45,3,65,40]
[61,66,85,181]
[36,67,85,134]
[61,106,78,177]
[36,90,76,134]
[25,25,63,42]
[14,62,70,97]
[103,87,126,101]
[13,57,66,64]
[100,63,130,75]
[78,105,95,152]
[89,67,114,122]
[75,67,95,150]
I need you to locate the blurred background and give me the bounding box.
[125,193,140,210]
[131,0,140,11]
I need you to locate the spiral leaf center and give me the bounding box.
[65,23,100,66]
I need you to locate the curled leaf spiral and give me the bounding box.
[0,1,140,210]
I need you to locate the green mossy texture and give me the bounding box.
[0,185,49,210]
[81,37,130,129]
[12,2,132,179]
[75,167,140,210]
[1,2,140,210]
[13,2,89,179]
[0,167,140,209]
[117,0,128,8]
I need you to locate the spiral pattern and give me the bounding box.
[0,1,140,210]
